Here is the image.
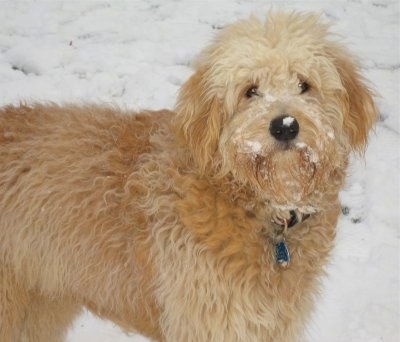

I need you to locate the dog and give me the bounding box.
[0,11,378,342]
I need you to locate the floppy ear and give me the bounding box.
[329,46,379,152]
[174,69,226,174]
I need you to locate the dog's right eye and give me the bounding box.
[245,85,259,98]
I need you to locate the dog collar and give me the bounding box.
[283,210,310,229]
[272,210,310,268]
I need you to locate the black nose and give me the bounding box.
[269,115,299,141]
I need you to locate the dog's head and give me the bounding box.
[174,12,378,209]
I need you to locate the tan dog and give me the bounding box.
[0,12,377,342]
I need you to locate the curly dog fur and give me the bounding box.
[0,12,378,342]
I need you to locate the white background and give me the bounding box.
[0,1,398,341]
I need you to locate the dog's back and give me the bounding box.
[0,104,170,341]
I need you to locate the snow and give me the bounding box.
[282,116,295,127]
[245,139,263,153]
[0,1,398,341]
[264,92,278,104]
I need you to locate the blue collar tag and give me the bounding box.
[275,240,290,267]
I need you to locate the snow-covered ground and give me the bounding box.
[0,1,398,341]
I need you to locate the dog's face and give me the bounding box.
[175,12,378,210]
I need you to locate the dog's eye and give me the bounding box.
[298,81,310,94]
[245,85,259,98]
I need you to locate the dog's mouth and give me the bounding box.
[231,140,322,205]
[255,145,318,177]
[269,140,293,152]
[241,139,320,166]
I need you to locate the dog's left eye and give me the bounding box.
[298,81,310,94]
[245,85,259,98]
